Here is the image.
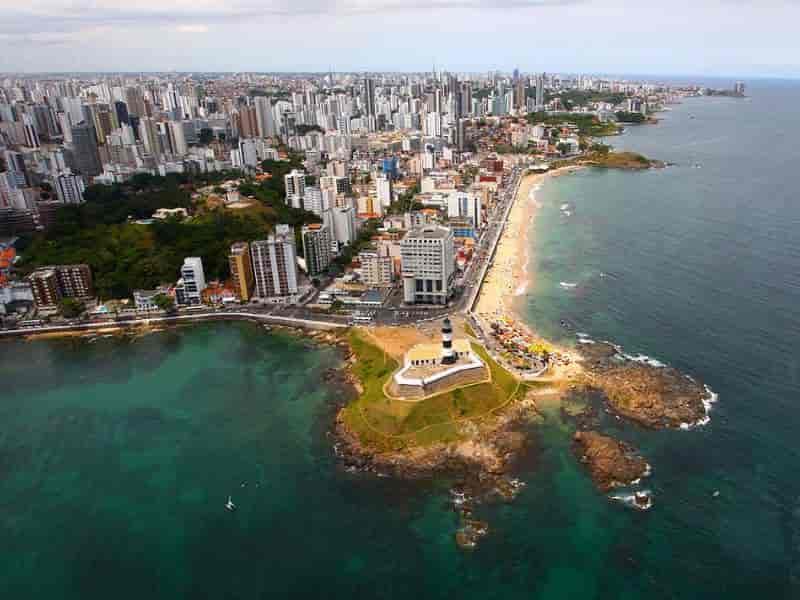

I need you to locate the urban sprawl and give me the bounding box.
[0,70,742,333]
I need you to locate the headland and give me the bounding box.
[333,159,716,547]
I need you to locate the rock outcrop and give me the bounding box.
[580,342,709,429]
[573,431,649,493]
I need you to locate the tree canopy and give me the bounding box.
[16,165,319,300]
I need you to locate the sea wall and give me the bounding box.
[0,311,347,339]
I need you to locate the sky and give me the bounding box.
[1,0,800,77]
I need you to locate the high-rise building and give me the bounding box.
[535,73,546,110]
[302,186,325,216]
[238,105,259,138]
[363,77,376,117]
[331,206,357,247]
[320,174,351,195]
[138,117,162,157]
[454,118,465,152]
[176,257,206,306]
[28,263,93,308]
[302,223,332,276]
[254,96,276,138]
[447,191,482,229]
[70,121,102,176]
[4,150,28,187]
[22,114,40,149]
[54,172,86,204]
[229,242,254,302]
[514,75,526,111]
[284,169,306,207]
[400,225,455,305]
[168,121,188,155]
[114,100,130,126]
[29,269,61,308]
[376,174,392,209]
[251,225,299,299]
[54,264,93,299]
[458,82,472,118]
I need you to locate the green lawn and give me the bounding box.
[340,331,527,451]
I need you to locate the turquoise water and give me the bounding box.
[3,82,800,598]
[522,80,800,597]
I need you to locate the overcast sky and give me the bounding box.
[1,0,799,76]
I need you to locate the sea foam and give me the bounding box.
[679,385,718,430]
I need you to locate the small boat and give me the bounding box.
[225,496,236,511]
[712,490,720,498]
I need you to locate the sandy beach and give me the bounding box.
[474,167,585,377]
[475,171,545,321]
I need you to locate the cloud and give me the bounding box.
[0,0,583,38]
[175,24,209,33]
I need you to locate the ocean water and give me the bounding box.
[2,81,800,599]
[522,80,800,598]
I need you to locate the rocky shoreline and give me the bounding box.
[328,329,714,542]
[331,345,541,549]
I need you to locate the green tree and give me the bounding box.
[153,293,175,313]
[590,143,611,155]
[59,298,85,319]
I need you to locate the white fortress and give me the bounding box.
[393,318,486,391]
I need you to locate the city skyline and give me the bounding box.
[2,1,800,78]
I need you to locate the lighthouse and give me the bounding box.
[441,318,456,364]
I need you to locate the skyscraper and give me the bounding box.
[458,82,472,118]
[363,77,376,117]
[54,172,86,204]
[331,206,357,247]
[138,117,162,157]
[114,100,130,126]
[284,169,306,208]
[301,223,332,277]
[254,96,276,138]
[251,225,299,299]
[70,121,102,177]
[535,73,546,110]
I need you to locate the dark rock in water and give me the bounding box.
[573,430,649,493]
[634,491,653,509]
[579,341,709,429]
[455,518,489,550]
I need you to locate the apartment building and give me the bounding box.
[251,225,299,299]
[400,225,455,305]
[301,223,332,277]
[229,242,254,302]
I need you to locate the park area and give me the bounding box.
[339,329,535,452]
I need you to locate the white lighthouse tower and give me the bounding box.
[441,318,456,364]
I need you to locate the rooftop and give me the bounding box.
[404,225,451,241]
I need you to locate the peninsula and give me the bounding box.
[0,71,721,550]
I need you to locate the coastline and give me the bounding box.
[474,166,585,378]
